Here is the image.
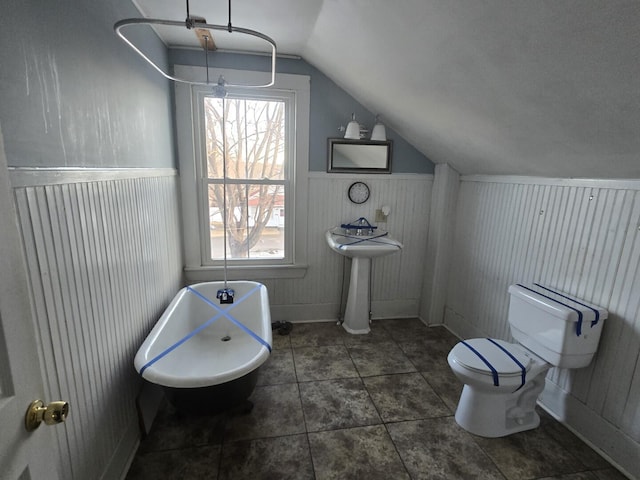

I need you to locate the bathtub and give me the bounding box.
[134,281,272,413]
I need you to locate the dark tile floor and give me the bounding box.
[126,319,628,480]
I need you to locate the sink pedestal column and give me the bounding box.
[342,257,371,334]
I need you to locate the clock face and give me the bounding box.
[348,182,370,204]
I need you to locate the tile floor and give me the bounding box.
[126,319,628,480]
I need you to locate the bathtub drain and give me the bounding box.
[221,335,231,342]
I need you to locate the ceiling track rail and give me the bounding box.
[114,18,277,88]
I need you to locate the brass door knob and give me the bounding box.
[25,399,70,432]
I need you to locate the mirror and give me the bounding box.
[327,139,393,173]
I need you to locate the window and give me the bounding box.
[175,67,309,280]
[203,94,289,263]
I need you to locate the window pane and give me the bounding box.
[208,184,285,259]
[204,97,285,180]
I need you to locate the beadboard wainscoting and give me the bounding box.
[444,175,640,479]
[263,173,433,323]
[9,168,183,480]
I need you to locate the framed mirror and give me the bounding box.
[327,138,393,173]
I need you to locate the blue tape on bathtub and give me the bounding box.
[486,338,526,391]
[461,340,500,386]
[139,284,270,375]
[140,310,225,375]
[516,284,585,336]
[533,283,600,329]
[186,285,272,353]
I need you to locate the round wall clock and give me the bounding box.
[348,181,370,204]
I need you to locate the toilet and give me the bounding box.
[447,283,608,437]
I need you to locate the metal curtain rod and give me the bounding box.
[113,18,277,88]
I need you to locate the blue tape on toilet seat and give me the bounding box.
[486,338,526,391]
[461,340,500,386]
[139,284,271,375]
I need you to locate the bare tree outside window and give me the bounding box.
[204,96,286,259]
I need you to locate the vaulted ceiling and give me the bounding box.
[133,0,640,178]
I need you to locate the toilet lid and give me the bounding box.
[451,338,531,376]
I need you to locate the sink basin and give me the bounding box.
[325,227,403,258]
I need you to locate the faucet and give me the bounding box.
[356,217,375,236]
[341,217,377,236]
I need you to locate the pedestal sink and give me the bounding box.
[326,226,403,334]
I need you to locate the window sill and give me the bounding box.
[184,264,308,282]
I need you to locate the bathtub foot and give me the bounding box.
[225,400,254,416]
[240,400,254,414]
[272,321,293,335]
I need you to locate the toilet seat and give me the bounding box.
[449,338,531,386]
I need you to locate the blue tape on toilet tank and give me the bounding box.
[533,283,601,329]
[517,284,585,336]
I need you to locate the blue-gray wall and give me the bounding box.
[169,49,434,174]
[0,0,174,168]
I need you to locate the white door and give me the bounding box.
[0,127,61,479]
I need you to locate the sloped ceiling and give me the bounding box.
[133,0,640,178]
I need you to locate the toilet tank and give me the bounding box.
[507,284,608,369]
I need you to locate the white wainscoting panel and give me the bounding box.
[11,170,183,480]
[445,176,640,478]
[263,173,433,322]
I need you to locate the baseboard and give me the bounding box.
[370,299,419,319]
[269,303,339,322]
[443,306,486,339]
[270,299,420,323]
[538,376,638,479]
[101,414,140,480]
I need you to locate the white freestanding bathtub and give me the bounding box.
[134,281,272,413]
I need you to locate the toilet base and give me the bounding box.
[454,372,547,437]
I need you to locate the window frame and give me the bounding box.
[175,66,309,280]
[196,90,293,266]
